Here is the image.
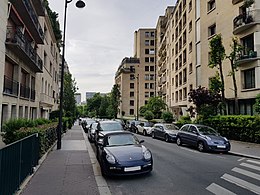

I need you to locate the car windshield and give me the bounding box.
[143,122,153,127]
[100,122,123,131]
[197,126,218,136]
[165,124,178,130]
[106,134,139,146]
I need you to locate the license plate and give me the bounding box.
[217,145,226,148]
[124,166,141,172]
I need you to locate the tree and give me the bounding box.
[86,93,102,117]
[226,37,243,114]
[110,84,121,118]
[145,97,167,119]
[144,111,154,121]
[254,94,260,114]
[209,34,226,114]
[99,95,110,118]
[188,86,221,118]
[162,111,174,123]
[63,73,77,118]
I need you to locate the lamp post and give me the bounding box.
[57,0,86,150]
[136,74,139,121]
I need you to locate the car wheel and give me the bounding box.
[197,141,205,152]
[143,130,147,136]
[176,137,182,146]
[152,132,155,138]
[165,134,169,142]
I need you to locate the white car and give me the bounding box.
[137,122,154,136]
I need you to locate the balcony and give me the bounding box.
[232,0,243,4]
[20,84,30,99]
[233,10,260,35]
[6,27,43,72]
[9,0,44,43]
[40,93,54,106]
[3,75,19,96]
[236,50,259,65]
[32,0,45,16]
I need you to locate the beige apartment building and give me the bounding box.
[156,0,260,118]
[1,0,60,130]
[115,29,156,118]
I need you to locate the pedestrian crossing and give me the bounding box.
[206,159,260,195]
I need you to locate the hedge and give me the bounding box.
[199,115,260,143]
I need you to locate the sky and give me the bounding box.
[48,0,176,100]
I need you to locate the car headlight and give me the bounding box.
[223,137,229,142]
[106,153,116,164]
[204,136,211,140]
[142,146,151,160]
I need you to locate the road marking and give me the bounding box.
[238,158,245,162]
[221,173,260,194]
[232,167,260,181]
[240,163,260,172]
[206,183,236,195]
[247,159,260,166]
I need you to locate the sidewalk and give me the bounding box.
[229,140,260,160]
[19,124,109,195]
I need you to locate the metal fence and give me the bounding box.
[0,134,39,195]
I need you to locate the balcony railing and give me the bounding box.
[236,50,258,64]
[6,27,43,72]
[9,0,44,43]
[233,10,260,34]
[3,75,19,96]
[20,84,30,99]
[40,93,54,105]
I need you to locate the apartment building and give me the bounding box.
[1,0,60,129]
[115,29,156,119]
[157,0,260,117]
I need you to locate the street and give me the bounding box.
[97,134,260,195]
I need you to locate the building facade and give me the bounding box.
[1,0,60,130]
[115,29,156,119]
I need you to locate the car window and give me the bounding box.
[189,126,197,134]
[165,124,179,130]
[100,122,123,131]
[181,125,189,132]
[197,126,218,135]
[106,134,139,146]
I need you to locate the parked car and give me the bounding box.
[94,120,125,145]
[137,122,154,136]
[96,131,153,176]
[151,123,179,142]
[88,122,98,143]
[176,124,231,152]
[82,118,96,133]
[126,120,141,133]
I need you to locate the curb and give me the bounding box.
[228,151,260,160]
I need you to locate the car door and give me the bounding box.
[187,125,199,146]
[153,125,160,138]
[179,125,190,144]
[158,125,166,139]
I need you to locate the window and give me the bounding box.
[145,66,149,71]
[145,49,149,54]
[150,83,154,89]
[189,0,192,12]
[183,68,187,83]
[150,57,155,62]
[130,109,134,115]
[189,21,192,32]
[183,30,187,45]
[145,32,150,37]
[150,40,155,46]
[150,92,155,97]
[179,72,182,86]
[130,91,134,97]
[150,32,155,37]
[175,91,178,102]
[149,49,155,55]
[145,74,149,80]
[179,89,182,101]
[189,42,192,52]
[145,40,149,46]
[208,24,216,37]
[244,68,255,89]
[189,84,193,91]
[207,0,216,12]
[145,57,149,62]
[189,63,193,73]
[145,83,149,89]
[150,66,155,71]
[183,87,187,100]
[150,74,155,80]
[130,100,134,106]
[130,74,135,80]
[145,92,149,98]
[183,49,187,64]
[130,83,134,88]
[175,75,178,87]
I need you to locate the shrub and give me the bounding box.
[176,115,192,128]
[144,111,154,121]
[162,111,174,123]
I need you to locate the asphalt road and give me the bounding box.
[103,134,260,195]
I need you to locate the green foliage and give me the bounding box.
[176,115,192,128]
[162,111,174,123]
[144,97,166,119]
[49,110,59,120]
[209,72,223,94]
[139,106,148,117]
[254,94,260,114]
[144,111,154,121]
[243,0,255,8]
[201,115,260,143]
[209,34,225,69]
[110,84,121,118]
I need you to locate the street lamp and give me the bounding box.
[136,74,139,121]
[57,0,86,150]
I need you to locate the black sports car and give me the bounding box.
[96,131,153,176]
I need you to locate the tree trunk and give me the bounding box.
[219,63,227,115]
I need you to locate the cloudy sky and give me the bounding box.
[48,0,176,100]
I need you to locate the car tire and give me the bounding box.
[152,132,155,139]
[143,130,147,136]
[165,134,169,142]
[197,141,205,152]
[176,137,182,146]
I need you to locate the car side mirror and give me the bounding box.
[139,140,144,144]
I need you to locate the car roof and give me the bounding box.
[99,130,128,136]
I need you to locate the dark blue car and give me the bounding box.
[96,131,153,176]
[176,124,231,152]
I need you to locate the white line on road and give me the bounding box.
[238,158,245,162]
[206,183,236,195]
[247,159,260,166]
[232,167,260,181]
[221,173,260,194]
[240,163,260,172]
